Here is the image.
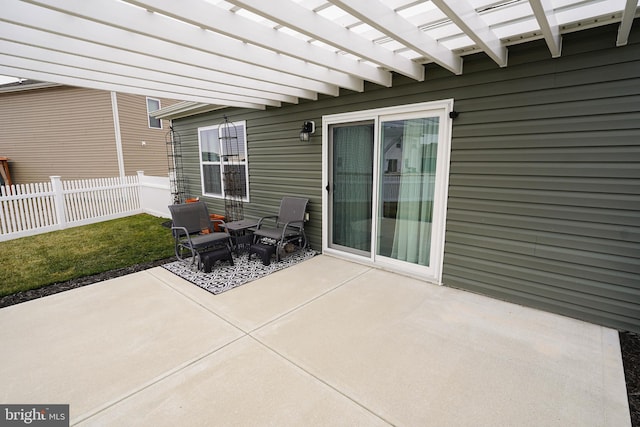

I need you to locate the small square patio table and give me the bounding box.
[221,219,259,254]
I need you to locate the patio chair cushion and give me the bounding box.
[188,232,230,249]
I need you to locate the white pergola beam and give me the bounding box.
[227,0,426,81]
[0,22,317,101]
[530,0,562,58]
[0,54,278,108]
[6,0,340,97]
[617,0,638,46]
[431,0,508,67]
[0,40,296,105]
[25,0,361,92]
[0,64,265,110]
[0,0,633,113]
[329,0,463,75]
[125,0,391,87]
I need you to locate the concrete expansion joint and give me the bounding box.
[73,336,248,425]
[245,266,374,336]
[245,334,393,426]
[149,268,242,331]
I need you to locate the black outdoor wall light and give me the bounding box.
[300,121,315,142]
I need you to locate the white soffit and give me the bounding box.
[0,0,637,112]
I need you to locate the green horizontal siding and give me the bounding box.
[443,24,640,333]
[172,109,324,251]
[171,22,640,333]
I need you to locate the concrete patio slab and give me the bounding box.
[0,255,630,426]
[0,270,244,424]
[254,266,630,427]
[151,255,372,332]
[77,336,388,427]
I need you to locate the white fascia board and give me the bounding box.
[153,102,227,120]
[617,0,639,46]
[126,0,390,88]
[227,0,425,81]
[158,106,229,121]
[0,58,271,109]
[151,101,198,118]
[329,0,463,75]
[529,0,562,58]
[6,1,339,96]
[0,82,61,93]
[0,22,316,101]
[0,39,298,105]
[431,0,508,67]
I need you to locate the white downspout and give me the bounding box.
[110,91,125,179]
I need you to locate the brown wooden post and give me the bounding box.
[0,157,11,188]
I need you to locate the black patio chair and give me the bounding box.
[168,201,233,270]
[252,197,308,262]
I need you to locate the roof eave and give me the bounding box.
[153,102,227,120]
[0,81,62,93]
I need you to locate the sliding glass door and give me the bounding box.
[328,122,374,256]
[377,116,439,267]
[324,100,452,283]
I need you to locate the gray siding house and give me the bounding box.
[158,23,640,333]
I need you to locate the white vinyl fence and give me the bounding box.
[0,172,171,242]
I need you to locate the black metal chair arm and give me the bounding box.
[171,225,189,237]
[171,225,197,261]
[256,215,278,229]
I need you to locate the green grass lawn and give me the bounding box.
[0,214,174,297]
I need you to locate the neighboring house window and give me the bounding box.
[146,97,162,129]
[198,120,249,201]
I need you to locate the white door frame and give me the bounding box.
[322,99,454,284]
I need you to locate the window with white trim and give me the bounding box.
[198,120,249,201]
[146,97,162,129]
